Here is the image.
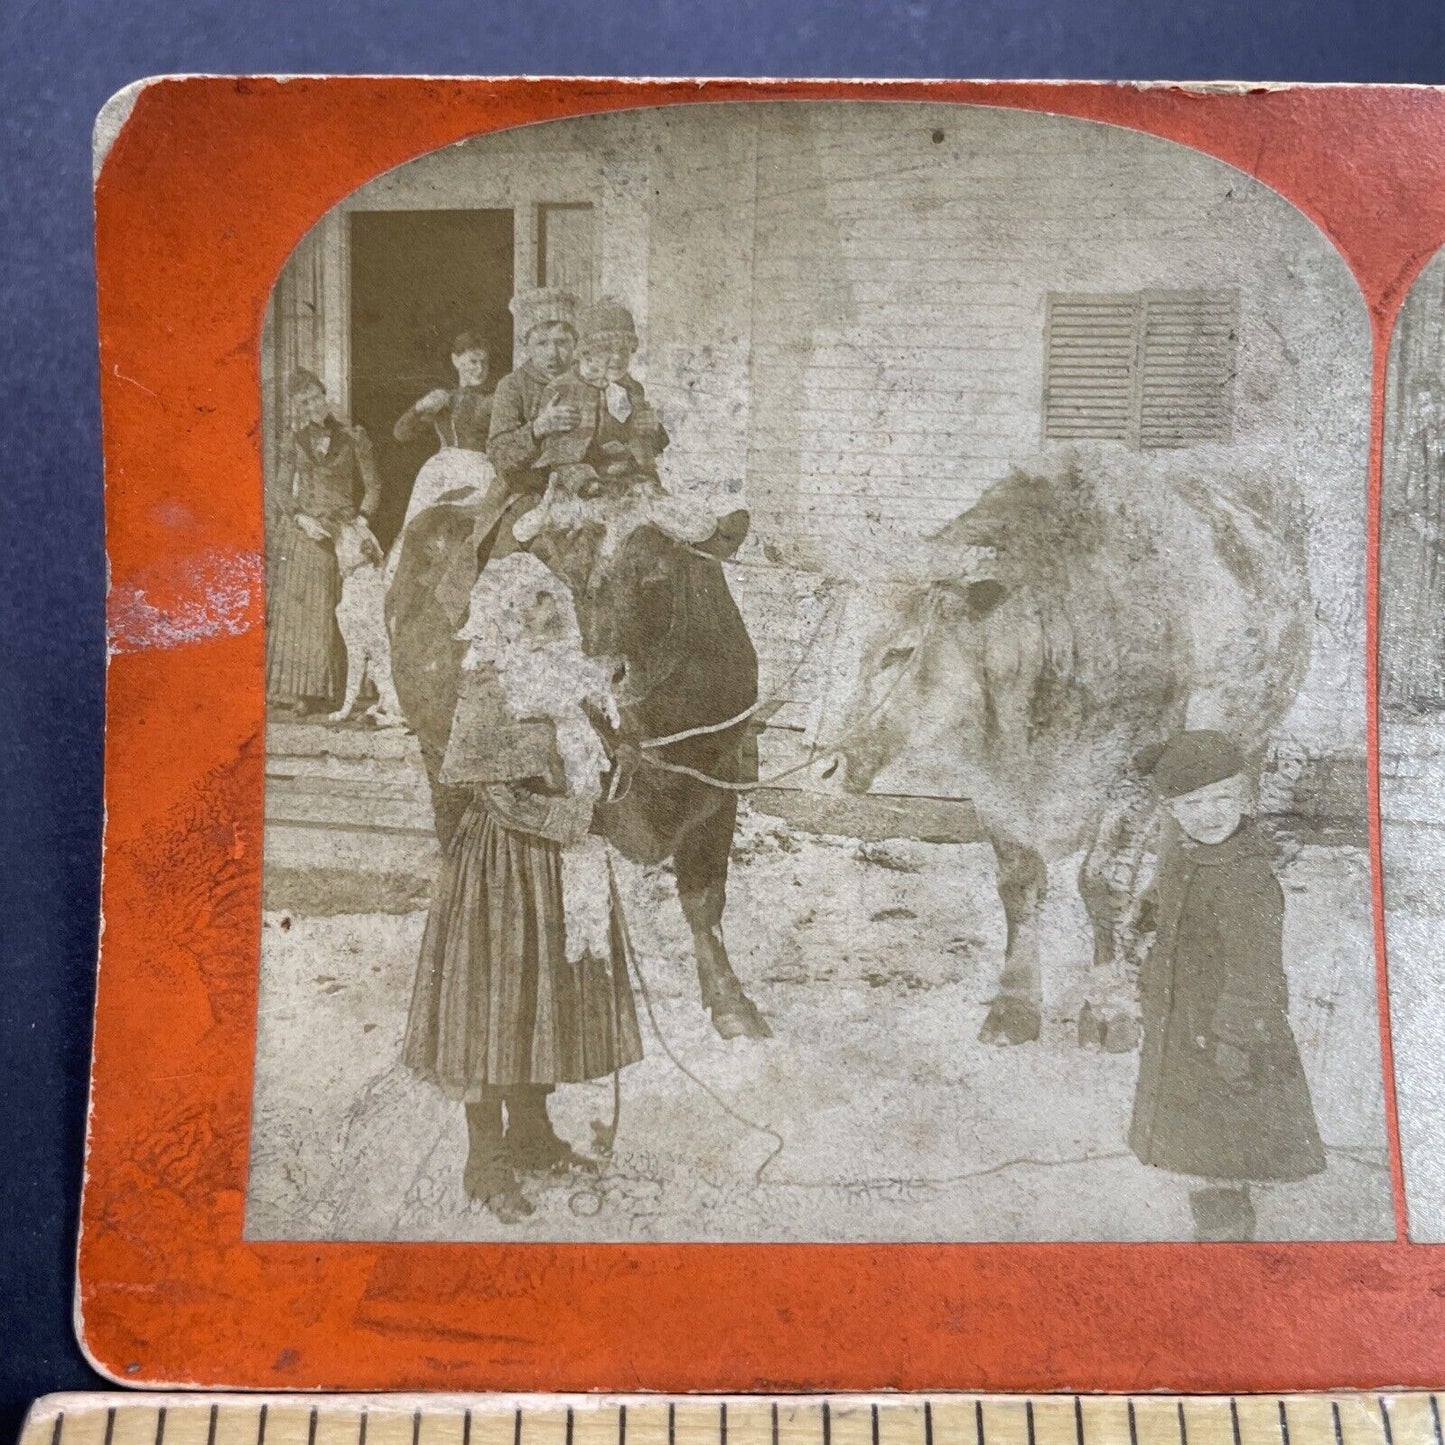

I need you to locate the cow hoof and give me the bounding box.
[1078,1002,1141,1053]
[979,995,1041,1046]
[710,998,773,1040]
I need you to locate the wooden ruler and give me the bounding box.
[17,1396,1445,1445]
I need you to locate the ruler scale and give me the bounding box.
[18,1400,1445,1445]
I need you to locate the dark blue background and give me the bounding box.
[2,0,1442,1436]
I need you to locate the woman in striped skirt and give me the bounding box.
[401,555,643,1221]
[266,370,381,712]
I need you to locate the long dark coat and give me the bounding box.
[1128,820,1325,1182]
[486,363,554,489]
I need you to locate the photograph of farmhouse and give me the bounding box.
[246,101,1393,1245]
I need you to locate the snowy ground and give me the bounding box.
[247,805,1393,1242]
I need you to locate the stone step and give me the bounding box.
[1382,719,1445,753]
[267,749,426,779]
[267,768,431,803]
[1381,755,1433,780]
[267,719,420,762]
[1379,744,1445,825]
[263,821,439,916]
[265,789,436,834]
[1381,789,1445,826]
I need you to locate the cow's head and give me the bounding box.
[582,522,679,672]
[553,509,749,655]
[825,573,1011,794]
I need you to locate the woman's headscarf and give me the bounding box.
[456,552,582,665]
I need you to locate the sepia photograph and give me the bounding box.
[1379,240,1445,1243]
[245,100,1391,1245]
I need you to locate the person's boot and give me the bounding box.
[463,1098,533,1221]
[1190,1185,1256,1242]
[505,1085,597,1174]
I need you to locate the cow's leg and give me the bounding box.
[675,796,771,1040]
[979,834,1046,1046]
[1076,794,1153,1053]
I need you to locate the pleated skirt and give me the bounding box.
[266,523,343,706]
[402,801,643,1097]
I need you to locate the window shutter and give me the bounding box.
[1137,289,1238,447]
[1042,289,1239,449]
[1042,294,1141,443]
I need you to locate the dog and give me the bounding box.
[327,516,406,728]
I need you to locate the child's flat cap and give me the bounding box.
[1139,729,1246,798]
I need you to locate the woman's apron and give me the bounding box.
[384,446,498,586]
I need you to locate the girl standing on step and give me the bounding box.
[401,553,643,1220]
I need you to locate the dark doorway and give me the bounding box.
[349,209,514,549]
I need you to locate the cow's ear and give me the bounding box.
[694,508,750,561]
[935,577,1007,621]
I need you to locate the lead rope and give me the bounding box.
[603,847,785,1184]
[569,852,627,1218]
[634,589,944,795]
[636,584,844,750]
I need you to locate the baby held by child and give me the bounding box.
[512,297,733,553]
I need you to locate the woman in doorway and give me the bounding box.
[266,369,381,714]
[392,331,500,533]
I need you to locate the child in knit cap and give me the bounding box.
[1128,729,1324,1242]
[515,297,741,558]
[531,297,669,498]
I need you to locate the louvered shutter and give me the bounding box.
[1042,289,1239,449]
[1137,289,1238,447]
[1042,295,1141,442]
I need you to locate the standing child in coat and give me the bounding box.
[1128,729,1325,1241]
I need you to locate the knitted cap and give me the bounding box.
[576,296,638,350]
[1141,729,1247,799]
[509,287,578,341]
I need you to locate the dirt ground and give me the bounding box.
[246,804,1393,1243]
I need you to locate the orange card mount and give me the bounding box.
[87,75,1445,1392]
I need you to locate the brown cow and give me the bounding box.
[386,502,771,1041]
